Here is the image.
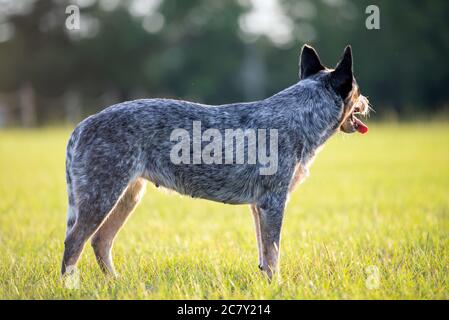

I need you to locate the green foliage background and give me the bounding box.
[0,0,448,124]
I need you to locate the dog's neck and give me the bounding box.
[269,80,343,167]
[299,101,342,167]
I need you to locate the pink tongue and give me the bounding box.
[354,118,368,134]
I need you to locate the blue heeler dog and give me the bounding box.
[61,45,369,280]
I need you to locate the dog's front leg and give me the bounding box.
[256,194,286,281]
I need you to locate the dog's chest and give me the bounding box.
[289,145,323,193]
[289,164,309,192]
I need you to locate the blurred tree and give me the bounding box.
[0,0,448,125]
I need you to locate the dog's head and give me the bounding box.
[299,45,370,134]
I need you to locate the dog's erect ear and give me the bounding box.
[331,45,354,99]
[299,45,325,80]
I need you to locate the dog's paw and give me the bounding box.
[258,264,274,282]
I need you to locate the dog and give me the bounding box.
[61,44,369,280]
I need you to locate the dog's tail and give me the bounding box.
[65,128,81,236]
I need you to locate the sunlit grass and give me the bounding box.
[0,124,448,299]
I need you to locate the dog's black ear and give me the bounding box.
[331,45,354,99]
[300,45,325,80]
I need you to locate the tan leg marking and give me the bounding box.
[289,164,307,193]
[91,178,147,276]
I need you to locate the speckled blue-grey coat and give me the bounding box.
[61,45,369,280]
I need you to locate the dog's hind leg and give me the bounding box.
[250,204,264,269]
[91,178,147,276]
[61,176,131,277]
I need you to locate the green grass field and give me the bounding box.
[0,124,448,299]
